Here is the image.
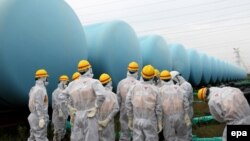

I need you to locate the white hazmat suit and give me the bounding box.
[28,79,49,141]
[98,83,119,141]
[172,73,193,140]
[52,82,69,141]
[207,87,250,141]
[126,79,162,141]
[63,70,106,141]
[117,72,138,141]
[159,80,190,141]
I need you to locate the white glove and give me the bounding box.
[98,125,104,131]
[157,120,163,133]
[58,109,64,118]
[70,115,75,127]
[68,105,77,116]
[39,118,45,128]
[184,114,191,127]
[98,118,110,128]
[87,107,97,118]
[128,118,133,130]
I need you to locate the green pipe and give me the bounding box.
[66,121,71,130]
[193,92,198,96]
[192,137,222,141]
[193,101,205,103]
[192,116,214,125]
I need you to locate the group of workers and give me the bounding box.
[27,59,250,141]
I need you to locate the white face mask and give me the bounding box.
[105,81,113,91]
[133,72,138,79]
[86,68,94,78]
[127,71,138,79]
[42,77,49,86]
[61,81,68,89]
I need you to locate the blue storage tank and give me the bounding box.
[187,48,202,86]
[217,60,223,82]
[169,44,190,80]
[233,65,237,80]
[200,53,212,85]
[238,67,246,80]
[0,0,87,107]
[139,35,172,71]
[210,57,218,84]
[228,64,234,81]
[223,62,228,82]
[215,59,221,83]
[241,68,247,79]
[232,65,237,80]
[223,61,228,81]
[231,66,235,80]
[84,20,142,91]
[227,64,231,81]
[236,67,241,80]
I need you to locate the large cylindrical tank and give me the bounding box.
[241,68,247,80]
[0,0,87,107]
[139,35,172,71]
[200,53,212,85]
[232,65,237,80]
[217,60,223,83]
[210,57,218,84]
[169,44,190,80]
[221,61,228,82]
[84,20,142,91]
[225,62,230,82]
[187,48,202,86]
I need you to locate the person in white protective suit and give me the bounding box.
[52,75,70,141]
[197,87,250,141]
[170,70,193,140]
[28,69,49,141]
[62,60,106,141]
[159,70,191,141]
[117,61,139,141]
[126,65,163,141]
[98,73,119,141]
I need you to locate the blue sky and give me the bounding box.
[66,0,250,73]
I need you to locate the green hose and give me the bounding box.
[66,121,71,130]
[192,137,222,141]
[192,116,214,125]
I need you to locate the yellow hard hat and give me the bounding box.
[59,75,69,81]
[128,61,139,72]
[72,72,80,80]
[99,73,112,84]
[35,69,49,78]
[141,65,155,79]
[78,60,91,72]
[154,69,160,77]
[197,87,208,101]
[160,70,171,80]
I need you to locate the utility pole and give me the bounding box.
[233,48,249,73]
[233,48,241,67]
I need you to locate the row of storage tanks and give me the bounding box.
[0,0,247,107]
